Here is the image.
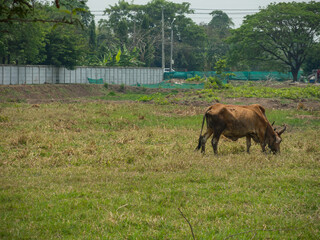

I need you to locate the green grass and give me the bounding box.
[96,90,180,105]
[0,101,319,239]
[266,109,320,128]
[94,84,320,106]
[96,91,147,101]
[218,84,320,100]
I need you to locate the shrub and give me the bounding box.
[205,76,224,89]
[138,95,153,102]
[186,75,203,82]
[119,84,125,92]
[108,91,116,96]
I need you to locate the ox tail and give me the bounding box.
[195,108,209,151]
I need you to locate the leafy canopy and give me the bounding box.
[228,1,320,81]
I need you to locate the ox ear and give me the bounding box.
[277,125,287,136]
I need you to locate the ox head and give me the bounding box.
[268,124,286,154]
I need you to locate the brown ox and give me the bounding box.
[195,103,286,154]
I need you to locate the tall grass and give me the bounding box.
[0,101,319,239]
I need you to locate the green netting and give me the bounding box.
[88,78,103,84]
[240,72,296,81]
[164,71,217,80]
[164,71,302,81]
[133,82,204,89]
[229,72,247,80]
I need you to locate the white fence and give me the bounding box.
[0,65,163,85]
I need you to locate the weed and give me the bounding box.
[0,115,9,122]
[154,98,169,105]
[306,144,319,153]
[11,135,28,146]
[171,89,179,95]
[137,92,169,104]
[119,83,126,92]
[7,98,25,103]
[138,95,153,102]
[186,75,203,82]
[126,156,135,164]
[108,91,116,96]
[221,84,320,100]
[141,87,147,93]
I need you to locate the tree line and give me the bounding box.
[1,0,319,81]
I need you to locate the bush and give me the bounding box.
[185,75,203,82]
[205,77,225,89]
[108,91,116,96]
[119,84,125,92]
[138,95,153,102]
[137,93,169,104]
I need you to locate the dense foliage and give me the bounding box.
[228,1,320,80]
[0,0,319,74]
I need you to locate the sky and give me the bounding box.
[86,0,308,27]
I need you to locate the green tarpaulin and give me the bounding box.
[88,78,103,84]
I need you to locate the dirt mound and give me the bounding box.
[0,84,106,103]
[0,84,177,103]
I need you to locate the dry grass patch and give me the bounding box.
[0,101,319,239]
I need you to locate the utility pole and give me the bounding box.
[170,18,175,72]
[161,7,165,70]
[133,12,136,47]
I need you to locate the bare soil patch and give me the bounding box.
[0,84,105,103]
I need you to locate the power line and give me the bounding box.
[190,8,259,11]
[187,12,258,15]
[89,8,258,25]
[90,9,259,16]
[90,8,260,11]
[92,12,257,16]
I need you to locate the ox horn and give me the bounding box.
[271,121,275,126]
[277,125,287,136]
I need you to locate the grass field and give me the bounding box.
[0,100,319,239]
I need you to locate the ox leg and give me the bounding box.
[198,129,213,153]
[257,132,267,153]
[246,136,251,153]
[260,143,266,152]
[211,133,221,154]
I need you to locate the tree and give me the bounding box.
[101,0,202,69]
[0,1,48,64]
[303,42,320,74]
[0,0,93,68]
[204,10,234,70]
[88,20,97,51]
[44,25,86,69]
[228,1,320,81]
[103,45,144,67]
[208,10,234,38]
[0,0,87,25]
[174,16,207,70]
